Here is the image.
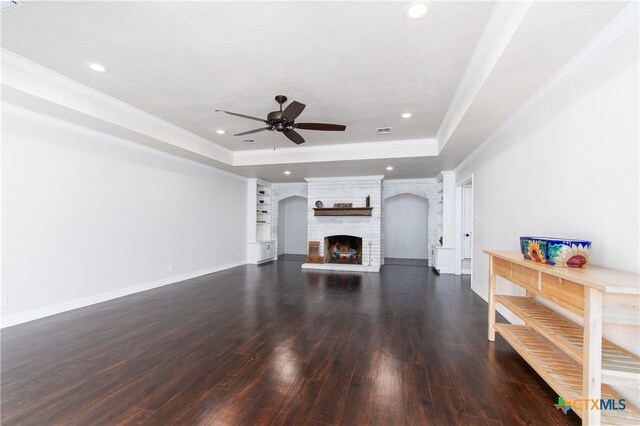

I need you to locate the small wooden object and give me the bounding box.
[305,241,324,264]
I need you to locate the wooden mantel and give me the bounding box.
[313,207,373,217]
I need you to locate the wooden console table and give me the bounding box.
[485,250,639,425]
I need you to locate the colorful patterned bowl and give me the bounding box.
[520,237,591,268]
[333,251,357,261]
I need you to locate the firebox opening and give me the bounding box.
[324,235,363,264]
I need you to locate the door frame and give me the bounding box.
[454,174,473,276]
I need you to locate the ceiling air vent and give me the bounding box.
[1,1,24,12]
[242,139,256,144]
[376,127,392,135]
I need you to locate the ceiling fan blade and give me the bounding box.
[296,123,346,131]
[215,110,268,124]
[281,101,306,122]
[234,127,270,136]
[283,128,305,145]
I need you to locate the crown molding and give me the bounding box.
[435,1,533,153]
[1,102,248,182]
[454,1,639,175]
[1,49,233,157]
[232,138,438,166]
[2,49,441,168]
[1,49,234,164]
[305,175,385,183]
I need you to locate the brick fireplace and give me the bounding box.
[302,176,383,272]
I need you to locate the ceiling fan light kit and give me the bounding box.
[215,95,346,145]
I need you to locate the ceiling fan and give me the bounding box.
[215,95,346,145]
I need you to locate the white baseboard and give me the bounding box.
[1,260,247,329]
[470,282,523,326]
[437,267,454,274]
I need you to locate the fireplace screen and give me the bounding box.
[324,235,363,264]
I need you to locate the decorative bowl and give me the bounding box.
[520,237,591,268]
[333,251,357,261]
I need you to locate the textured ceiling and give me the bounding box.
[0,1,632,181]
[0,1,493,150]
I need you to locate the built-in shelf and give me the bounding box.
[248,180,275,264]
[313,207,373,216]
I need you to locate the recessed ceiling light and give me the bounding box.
[88,62,108,73]
[1,1,25,12]
[284,171,291,175]
[404,1,431,20]
[386,166,394,171]
[401,113,413,119]
[216,129,226,135]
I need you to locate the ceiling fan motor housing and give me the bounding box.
[267,110,288,132]
[267,111,283,122]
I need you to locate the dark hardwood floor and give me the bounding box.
[1,257,579,425]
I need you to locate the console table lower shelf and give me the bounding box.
[495,324,638,424]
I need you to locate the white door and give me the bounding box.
[462,186,473,259]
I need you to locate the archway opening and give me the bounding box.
[277,196,308,256]
[384,193,429,261]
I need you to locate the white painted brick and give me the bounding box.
[383,178,440,265]
[271,177,442,266]
[307,176,383,267]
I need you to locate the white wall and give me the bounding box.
[456,23,638,403]
[384,194,429,259]
[1,110,247,326]
[278,196,308,255]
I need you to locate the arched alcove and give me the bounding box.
[384,193,429,260]
[277,196,308,256]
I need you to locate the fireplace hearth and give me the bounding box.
[324,235,362,264]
